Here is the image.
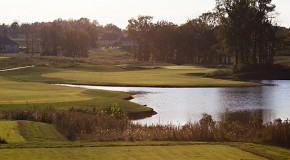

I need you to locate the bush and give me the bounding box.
[0,137,7,144]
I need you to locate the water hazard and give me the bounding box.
[59,80,290,125]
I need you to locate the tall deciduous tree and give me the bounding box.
[38,18,97,57]
[127,16,153,61]
[215,0,276,65]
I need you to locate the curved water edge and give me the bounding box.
[56,80,290,125]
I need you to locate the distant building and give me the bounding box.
[120,36,134,47]
[98,33,120,48]
[119,36,134,51]
[98,33,133,50]
[0,36,19,53]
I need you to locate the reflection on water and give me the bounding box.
[221,109,270,124]
[59,80,290,125]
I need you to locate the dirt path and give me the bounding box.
[0,65,35,72]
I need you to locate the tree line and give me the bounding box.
[216,0,277,65]
[39,18,98,57]
[127,15,220,64]
[127,0,289,65]
[1,0,290,65]
[0,18,123,58]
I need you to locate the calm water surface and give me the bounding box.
[59,80,290,125]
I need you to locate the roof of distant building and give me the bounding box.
[0,36,18,45]
[119,36,132,41]
[100,33,120,41]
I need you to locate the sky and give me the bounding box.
[0,0,289,29]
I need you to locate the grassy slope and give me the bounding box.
[0,64,151,112]
[43,65,260,87]
[18,121,67,142]
[275,56,290,67]
[0,145,267,160]
[87,48,135,65]
[0,121,25,143]
[0,76,150,112]
[0,77,91,104]
[0,48,132,69]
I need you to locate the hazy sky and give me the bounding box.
[1,0,289,28]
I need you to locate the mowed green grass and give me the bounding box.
[0,145,267,160]
[0,66,151,112]
[0,120,66,143]
[0,76,151,112]
[0,121,25,143]
[0,77,90,104]
[43,65,260,87]
[18,121,67,142]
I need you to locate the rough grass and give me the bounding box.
[0,145,267,160]
[0,53,84,69]
[18,121,67,142]
[0,48,133,70]
[43,65,260,87]
[275,56,290,67]
[86,48,134,65]
[0,121,25,143]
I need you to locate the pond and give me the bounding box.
[59,80,290,125]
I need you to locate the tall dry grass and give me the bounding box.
[1,108,289,148]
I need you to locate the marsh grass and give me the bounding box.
[1,108,290,148]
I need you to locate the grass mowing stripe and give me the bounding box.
[0,145,266,160]
[229,142,290,160]
[18,121,67,142]
[0,121,25,143]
